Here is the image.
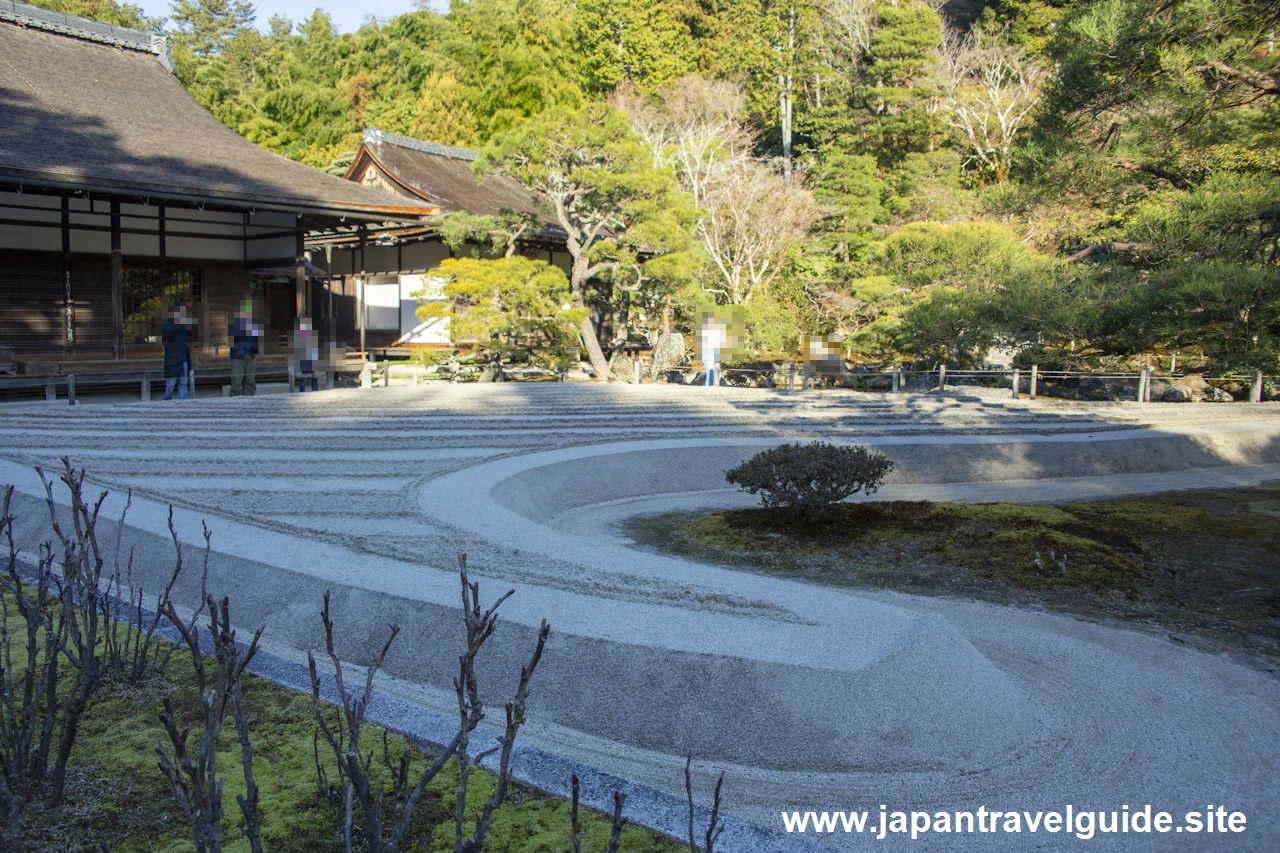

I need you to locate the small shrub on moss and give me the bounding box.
[725,442,894,518]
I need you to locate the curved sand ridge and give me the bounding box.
[2,385,1279,851]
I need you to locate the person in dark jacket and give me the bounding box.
[161,300,194,400]
[229,302,262,397]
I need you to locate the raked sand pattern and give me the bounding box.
[2,384,1279,852]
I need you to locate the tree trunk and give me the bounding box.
[580,315,611,381]
[1065,242,1155,262]
[782,6,795,183]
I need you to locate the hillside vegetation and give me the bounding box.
[37,0,1280,373]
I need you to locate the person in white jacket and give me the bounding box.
[699,314,727,387]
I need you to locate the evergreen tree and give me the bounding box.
[572,0,699,95]
[169,0,255,57]
[478,104,688,380]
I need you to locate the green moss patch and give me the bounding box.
[625,485,1280,663]
[5,619,684,853]
[667,500,1145,591]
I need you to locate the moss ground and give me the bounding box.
[2,620,683,853]
[625,484,1280,664]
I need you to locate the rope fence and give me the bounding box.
[362,357,1274,404]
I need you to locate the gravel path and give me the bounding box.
[2,384,1278,852]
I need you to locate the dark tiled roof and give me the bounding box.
[0,18,431,219]
[356,127,545,220]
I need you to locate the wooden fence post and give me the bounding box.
[288,365,296,392]
[788,362,797,391]
[937,363,946,392]
[1251,370,1264,403]
[187,367,195,400]
[45,380,55,402]
[634,358,642,385]
[383,359,390,387]
[1030,364,1038,400]
[891,366,899,393]
[141,372,151,402]
[1011,368,1020,400]
[67,374,76,406]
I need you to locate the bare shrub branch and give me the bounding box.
[684,755,725,853]
[157,595,263,853]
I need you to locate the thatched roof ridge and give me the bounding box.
[0,15,431,219]
[0,0,161,56]
[351,127,545,221]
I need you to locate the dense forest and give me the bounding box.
[34,0,1280,376]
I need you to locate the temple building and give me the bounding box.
[309,128,575,351]
[0,1,430,373]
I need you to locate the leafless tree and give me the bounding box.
[453,554,549,853]
[684,755,725,853]
[1,464,212,851]
[157,595,264,853]
[938,26,1048,182]
[102,502,209,685]
[0,461,113,813]
[616,77,750,209]
[699,161,820,304]
[570,773,627,853]
[821,0,876,80]
[621,76,818,305]
[309,554,549,853]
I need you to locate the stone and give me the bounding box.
[647,332,686,379]
[1163,373,1219,403]
[1208,386,1234,403]
[610,355,638,384]
[477,366,505,383]
[1147,376,1173,399]
[902,375,940,393]
[1073,377,1130,401]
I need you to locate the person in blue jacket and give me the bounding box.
[161,300,194,400]
[229,302,263,397]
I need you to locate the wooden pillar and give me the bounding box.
[61,196,74,356]
[295,227,306,319]
[1030,364,1039,400]
[201,266,212,355]
[325,243,334,322]
[110,199,124,359]
[1250,370,1264,403]
[358,226,367,354]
